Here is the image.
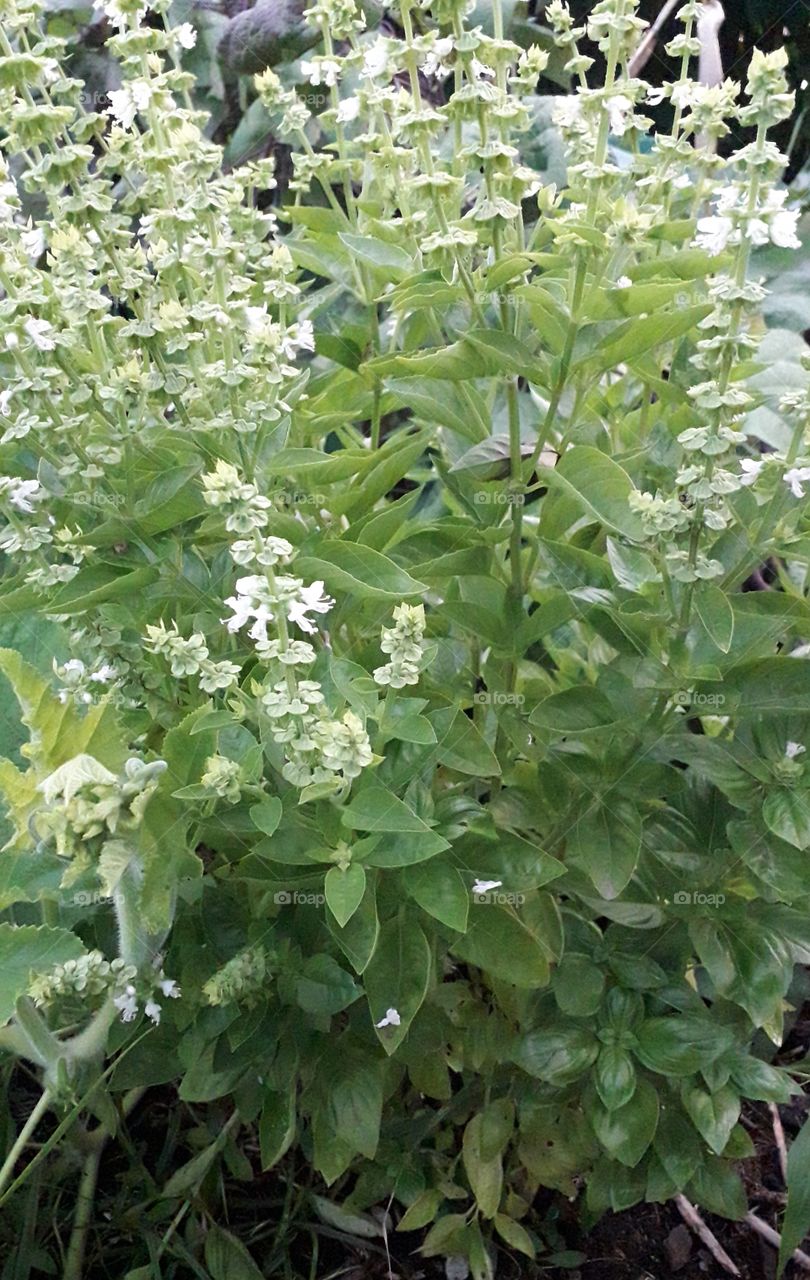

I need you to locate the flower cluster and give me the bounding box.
[201,754,242,803]
[30,952,136,1009]
[224,575,334,646]
[0,0,310,602]
[203,946,271,1008]
[113,968,181,1026]
[37,754,166,861]
[28,948,180,1026]
[374,603,427,688]
[54,657,119,706]
[144,622,241,693]
[695,185,800,256]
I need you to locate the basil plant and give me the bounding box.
[0,0,808,1274]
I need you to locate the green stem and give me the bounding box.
[63,1145,102,1280]
[0,1090,51,1198]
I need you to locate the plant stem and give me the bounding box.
[63,1145,102,1280]
[0,1091,51,1198]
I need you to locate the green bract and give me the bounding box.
[0,0,808,1274]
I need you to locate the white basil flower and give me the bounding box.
[739,459,765,486]
[784,466,810,499]
[376,1007,401,1028]
[472,879,502,895]
[286,580,334,634]
[113,984,139,1022]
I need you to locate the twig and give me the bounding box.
[627,0,680,77]
[745,1210,810,1272]
[675,1194,741,1277]
[771,1102,789,1183]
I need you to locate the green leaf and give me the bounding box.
[367,330,543,383]
[538,446,646,542]
[387,378,489,441]
[553,954,605,1017]
[456,829,565,892]
[494,1214,536,1259]
[361,829,450,866]
[259,1084,296,1171]
[686,1159,746,1221]
[0,566,159,619]
[405,859,469,932]
[397,1189,442,1231]
[342,781,447,838]
[695,583,734,654]
[205,1225,264,1280]
[653,1105,703,1189]
[463,1110,505,1218]
[721,658,810,716]
[325,863,366,927]
[428,707,501,777]
[586,303,712,372]
[249,797,282,837]
[729,1053,797,1103]
[364,914,431,1054]
[0,924,86,1025]
[338,233,413,278]
[591,1077,659,1167]
[513,1027,599,1085]
[295,542,427,601]
[530,686,619,733]
[311,1195,381,1238]
[328,874,379,974]
[452,906,551,987]
[161,1136,224,1198]
[682,1084,740,1156]
[326,1049,384,1160]
[780,1112,810,1275]
[606,537,660,592]
[594,1046,636,1112]
[567,801,642,900]
[296,955,360,1015]
[635,1015,734,1076]
[763,789,810,851]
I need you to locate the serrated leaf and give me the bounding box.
[0,923,86,1024]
